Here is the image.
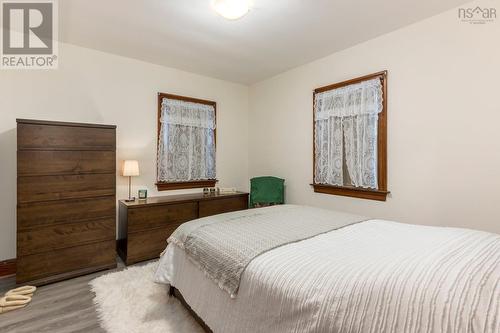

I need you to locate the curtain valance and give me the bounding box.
[314,78,383,120]
[161,98,216,129]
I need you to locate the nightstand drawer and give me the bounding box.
[127,202,198,233]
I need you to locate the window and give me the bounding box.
[156,93,217,191]
[312,71,389,201]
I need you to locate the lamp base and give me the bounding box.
[125,197,136,202]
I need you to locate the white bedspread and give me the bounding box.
[168,205,365,297]
[156,218,500,333]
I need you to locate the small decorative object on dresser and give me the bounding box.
[138,189,148,200]
[16,119,117,286]
[122,160,140,202]
[117,192,249,265]
[218,187,237,194]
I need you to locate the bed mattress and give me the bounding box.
[155,218,500,333]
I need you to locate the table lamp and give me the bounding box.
[122,160,140,202]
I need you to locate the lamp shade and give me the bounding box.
[122,160,140,177]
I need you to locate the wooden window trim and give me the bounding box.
[156,93,218,191]
[156,180,218,191]
[311,71,389,201]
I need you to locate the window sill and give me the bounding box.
[311,183,389,201]
[157,179,218,191]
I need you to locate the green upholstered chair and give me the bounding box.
[249,176,285,208]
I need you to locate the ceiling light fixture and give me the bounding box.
[212,0,250,20]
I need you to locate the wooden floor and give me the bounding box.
[0,259,129,333]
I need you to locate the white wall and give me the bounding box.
[0,43,249,261]
[249,0,500,234]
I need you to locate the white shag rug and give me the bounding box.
[89,262,204,333]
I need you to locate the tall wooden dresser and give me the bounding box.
[16,119,117,285]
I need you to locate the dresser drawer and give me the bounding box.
[17,218,115,256]
[127,224,183,264]
[16,240,116,284]
[18,174,115,203]
[199,196,248,217]
[18,196,115,230]
[128,202,197,233]
[18,150,116,176]
[18,123,115,151]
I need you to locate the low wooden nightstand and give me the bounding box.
[117,192,249,265]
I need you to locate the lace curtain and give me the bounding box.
[314,78,383,189]
[157,98,216,182]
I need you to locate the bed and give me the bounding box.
[155,205,500,333]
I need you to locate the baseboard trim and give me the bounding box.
[0,259,16,278]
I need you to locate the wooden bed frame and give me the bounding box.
[169,286,213,333]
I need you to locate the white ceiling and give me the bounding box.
[60,0,469,84]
